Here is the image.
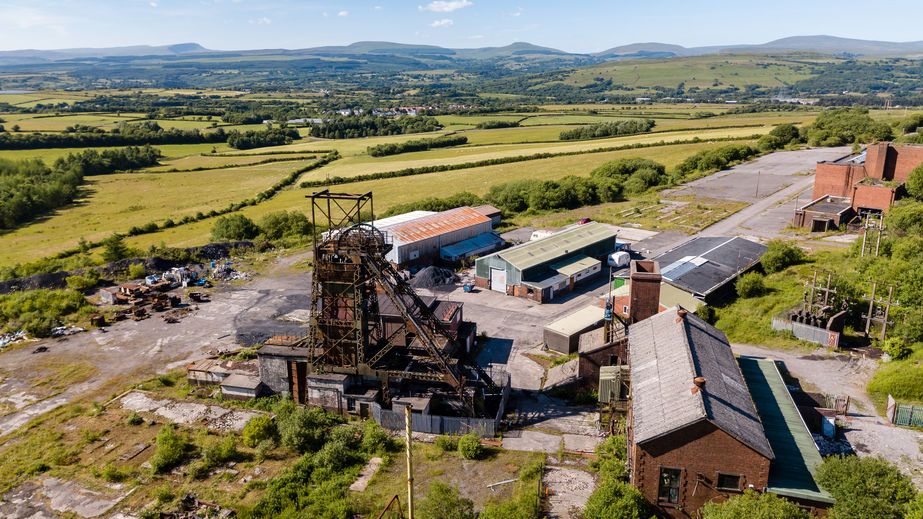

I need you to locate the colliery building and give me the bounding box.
[378,206,497,268]
[628,307,833,516]
[474,222,619,303]
[796,142,923,230]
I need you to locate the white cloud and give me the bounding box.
[149,1,158,7]
[373,5,383,10]
[0,6,74,34]
[468,34,484,40]
[419,0,472,13]
[337,10,349,17]
[510,7,524,17]
[429,18,453,28]
[249,17,272,25]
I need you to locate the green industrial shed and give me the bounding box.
[474,222,619,303]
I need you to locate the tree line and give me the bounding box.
[367,135,468,157]
[559,119,655,140]
[0,145,162,229]
[0,121,301,150]
[308,115,441,139]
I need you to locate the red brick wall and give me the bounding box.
[631,421,771,518]
[890,145,923,183]
[813,163,861,199]
[852,185,896,213]
[865,142,889,179]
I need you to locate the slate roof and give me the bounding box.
[654,237,768,297]
[739,357,834,504]
[629,307,774,459]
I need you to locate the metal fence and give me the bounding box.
[771,317,840,348]
[370,370,511,438]
[887,395,923,427]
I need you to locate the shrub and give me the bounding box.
[696,304,717,324]
[675,144,759,177]
[259,210,311,241]
[417,481,475,519]
[211,214,260,241]
[805,107,893,146]
[127,262,146,279]
[434,435,459,453]
[583,480,648,519]
[701,489,810,518]
[457,433,483,460]
[868,356,923,404]
[882,338,913,361]
[274,399,342,454]
[360,419,394,455]
[95,462,133,483]
[202,435,240,465]
[590,434,628,483]
[736,272,766,298]
[126,412,144,426]
[149,424,191,473]
[762,240,806,273]
[65,269,101,291]
[0,288,91,337]
[560,119,655,140]
[906,164,923,201]
[816,455,916,519]
[242,415,277,448]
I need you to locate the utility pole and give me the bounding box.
[863,282,899,341]
[405,404,415,519]
[755,170,761,199]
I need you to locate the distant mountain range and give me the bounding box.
[2,35,922,66]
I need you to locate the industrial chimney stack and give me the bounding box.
[628,260,662,324]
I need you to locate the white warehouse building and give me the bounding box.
[380,207,493,268]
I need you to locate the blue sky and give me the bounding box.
[1,0,922,53]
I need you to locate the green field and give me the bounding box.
[563,54,825,92]
[0,158,318,265]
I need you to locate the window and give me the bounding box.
[716,473,741,492]
[658,468,682,504]
[346,398,356,412]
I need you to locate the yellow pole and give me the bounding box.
[405,404,414,519]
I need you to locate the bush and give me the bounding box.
[589,435,627,483]
[457,433,484,460]
[95,462,133,483]
[696,304,717,324]
[475,120,520,129]
[906,164,923,201]
[242,415,277,448]
[259,211,311,241]
[149,424,191,473]
[274,399,343,454]
[762,240,806,273]
[868,355,923,404]
[211,214,260,241]
[0,288,91,337]
[202,435,240,465]
[126,412,144,426]
[882,338,913,361]
[816,455,916,519]
[417,481,475,519]
[736,272,766,298]
[127,262,146,279]
[806,107,893,146]
[560,119,655,140]
[367,135,467,157]
[65,269,101,291]
[360,419,394,455]
[434,435,459,453]
[583,480,648,519]
[675,144,759,177]
[701,489,810,518]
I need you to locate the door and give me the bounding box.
[490,268,507,293]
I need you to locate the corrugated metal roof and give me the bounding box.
[629,307,774,459]
[545,305,605,336]
[497,222,618,271]
[739,357,834,504]
[373,210,437,230]
[440,232,504,259]
[550,254,600,277]
[387,207,490,245]
[472,204,501,216]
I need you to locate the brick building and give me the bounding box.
[797,143,923,229]
[628,307,774,517]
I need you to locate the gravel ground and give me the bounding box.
[733,343,923,487]
[543,466,595,519]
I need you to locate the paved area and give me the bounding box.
[733,343,923,487]
[0,477,129,518]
